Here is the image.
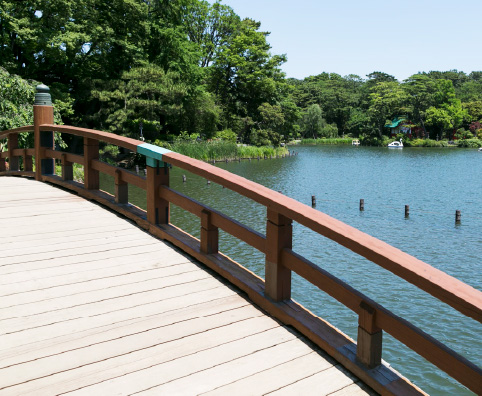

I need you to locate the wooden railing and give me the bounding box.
[1,102,481,395]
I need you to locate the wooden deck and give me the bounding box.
[0,177,375,395]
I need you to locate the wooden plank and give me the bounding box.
[1,286,237,352]
[0,303,268,391]
[203,351,336,396]
[137,339,318,395]
[1,276,226,338]
[59,326,298,396]
[1,315,279,396]
[268,365,358,396]
[0,262,200,308]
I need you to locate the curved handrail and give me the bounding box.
[0,125,34,139]
[1,121,481,394]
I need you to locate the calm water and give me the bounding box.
[101,145,481,395]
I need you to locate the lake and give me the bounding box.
[101,145,481,395]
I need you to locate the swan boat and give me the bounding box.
[388,138,403,148]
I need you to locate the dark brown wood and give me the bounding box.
[34,106,54,180]
[159,186,266,253]
[23,149,33,172]
[61,153,73,181]
[455,210,461,224]
[405,205,410,218]
[265,209,292,302]
[146,163,169,225]
[40,124,140,152]
[200,209,218,254]
[8,133,19,171]
[360,199,365,211]
[115,168,128,204]
[162,151,482,323]
[357,302,382,368]
[148,222,425,396]
[0,125,34,139]
[84,138,99,190]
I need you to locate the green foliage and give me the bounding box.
[456,138,482,148]
[300,138,352,145]
[157,139,287,161]
[406,139,451,147]
[214,129,237,142]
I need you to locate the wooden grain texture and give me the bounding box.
[163,151,482,322]
[0,177,369,396]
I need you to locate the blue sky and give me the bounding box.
[211,0,482,81]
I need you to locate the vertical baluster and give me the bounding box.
[83,138,99,190]
[356,301,382,368]
[8,133,19,171]
[115,169,128,204]
[146,161,169,225]
[61,153,73,181]
[0,150,5,172]
[200,209,218,254]
[24,149,33,172]
[265,209,292,302]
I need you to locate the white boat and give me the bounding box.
[388,138,403,148]
[478,147,482,152]
[352,139,360,146]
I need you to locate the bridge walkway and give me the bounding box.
[0,177,374,395]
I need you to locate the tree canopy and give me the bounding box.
[1,0,481,145]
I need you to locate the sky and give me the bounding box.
[210,0,482,81]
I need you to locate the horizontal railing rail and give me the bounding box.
[1,102,481,395]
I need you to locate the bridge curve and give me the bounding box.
[1,88,481,395]
[1,176,376,395]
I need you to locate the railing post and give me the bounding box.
[24,149,33,172]
[115,169,128,204]
[33,84,54,180]
[201,209,218,254]
[61,153,73,181]
[7,133,19,171]
[265,209,292,302]
[83,138,99,189]
[357,301,383,368]
[146,160,169,225]
[0,152,5,172]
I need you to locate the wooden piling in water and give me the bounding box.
[312,195,316,207]
[360,199,364,211]
[456,210,461,224]
[405,205,409,218]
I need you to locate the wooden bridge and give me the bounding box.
[1,87,481,395]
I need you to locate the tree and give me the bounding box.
[403,74,437,136]
[302,104,323,139]
[367,81,408,137]
[208,18,287,129]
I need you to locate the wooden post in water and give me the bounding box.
[265,209,292,302]
[33,84,54,180]
[405,205,410,218]
[114,169,128,204]
[357,301,382,368]
[359,199,365,211]
[146,161,169,225]
[455,210,461,224]
[84,138,99,190]
[312,195,316,207]
[200,209,218,254]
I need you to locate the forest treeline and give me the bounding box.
[1,0,482,146]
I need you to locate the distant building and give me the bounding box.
[385,116,423,138]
